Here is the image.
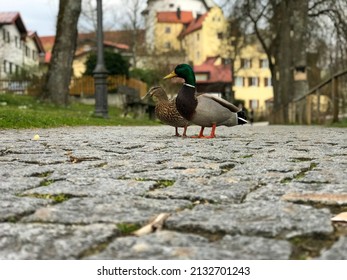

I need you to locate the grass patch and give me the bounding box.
[0,93,159,129]
[329,118,347,128]
[39,179,55,187]
[241,154,253,159]
[117,223,141,235]
[156,179,175,187]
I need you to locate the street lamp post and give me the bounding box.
[93,0,108,118]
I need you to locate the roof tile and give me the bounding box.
[157,11,193,24]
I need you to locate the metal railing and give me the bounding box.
[0,80,30,94]
[289,69,347,124]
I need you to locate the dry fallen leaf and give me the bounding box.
[133,213,170,236]
[331,212,347,222]
[282,192,347,205]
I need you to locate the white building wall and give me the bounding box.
[0,25,24,78]
[0,25,40,79]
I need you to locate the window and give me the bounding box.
[248,77,259,87]
[217,32,223,39]
[2,29,10,43]
[197,33,200,41]
[241,58,252,69]
[164,42,171,49]
[25,46,30,57]
[264,77,272,87]
[3,60,8,73]
[9,62,13,74]
[32,50,37,60]
[196,51,200,61]
[196,73,209,81]
[15,36,19,48]
[165,26,171,34]
[260,59,269,68]
[234,76,244,87]
[249,99,259,109]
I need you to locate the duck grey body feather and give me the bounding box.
[192,94,238,127]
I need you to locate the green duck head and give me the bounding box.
[163,64,196,87]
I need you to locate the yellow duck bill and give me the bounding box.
[163,71,177,80]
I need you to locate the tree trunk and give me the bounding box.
[270,0,309,124]
[291,0,309,123]
[42,0,82,105]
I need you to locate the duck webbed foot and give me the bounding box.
[174,126,189,137]
[174,127,181,137]
[191,124,216,139]
[182,125,188,137]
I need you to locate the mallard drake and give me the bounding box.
[163,64,247,138]
[143,86,190,137]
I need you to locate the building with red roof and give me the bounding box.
[0,12,45,79]
[194,56,232,98]
[40,31,135,77]
[157,11,194,24]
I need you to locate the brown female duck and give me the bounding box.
[144,86,190,137]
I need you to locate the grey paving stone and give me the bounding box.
[23,195,192,225]
[88,231,292,260]
[0,176,42,194]
[0,125,346,260]
[0,195,52,222]
[166,201,334,238]
[216,234,292,260]
[22,178,156,197]
[147,177,256,204]
[0,223,117,259]
[319,236,347,260]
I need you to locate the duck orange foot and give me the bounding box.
[191,125,216,139]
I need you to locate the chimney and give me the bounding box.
[176,7,181,20]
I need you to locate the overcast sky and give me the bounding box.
[1,0,224,37]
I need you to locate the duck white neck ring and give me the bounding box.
[183,83,195,88]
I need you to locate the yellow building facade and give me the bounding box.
[147,1,274,117]
[181,6,227,65]
[154,11,193,53]
[233,43,273,117]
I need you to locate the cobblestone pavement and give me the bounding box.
[0,125,346,259]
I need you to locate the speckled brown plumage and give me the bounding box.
[145,86,190,137]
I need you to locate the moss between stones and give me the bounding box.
[289,233,337,259]
[116,223,141,235]
[280,163,318,184]
[30,171,54,178]
[20,193,73,203]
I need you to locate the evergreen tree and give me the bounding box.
[84,51,129,76]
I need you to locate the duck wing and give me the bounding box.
[191,94,239,127]
[200,94,239,113]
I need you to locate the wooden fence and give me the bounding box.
[0,75,148,98]
[288,69,347,124]
[69,75,147,98]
